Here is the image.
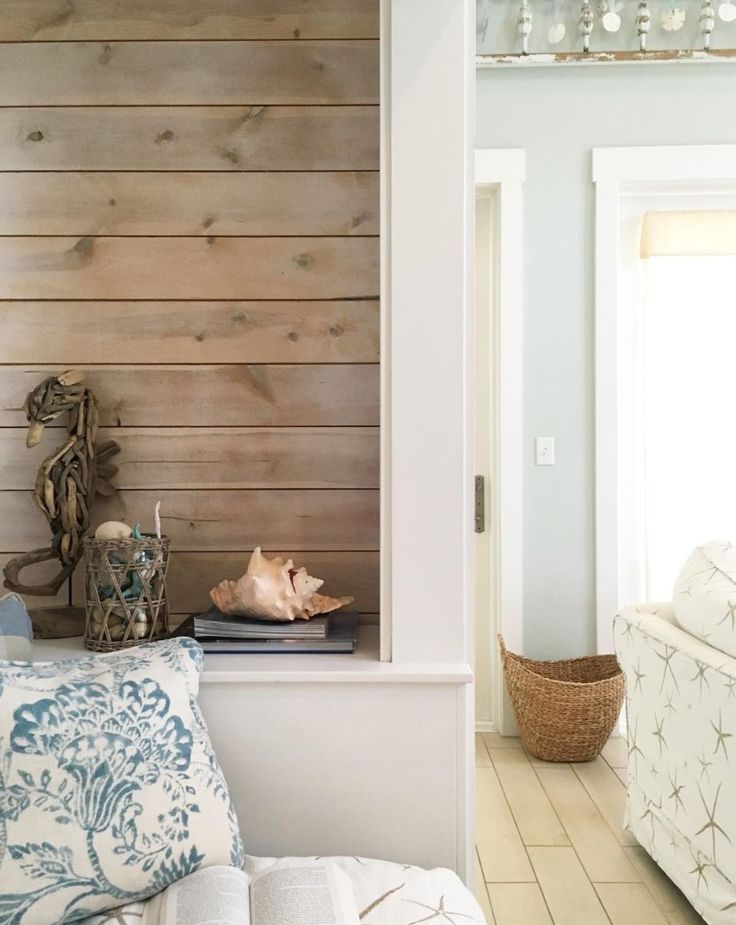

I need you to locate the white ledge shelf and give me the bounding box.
[31,628,473,685]
[477,49,736,68]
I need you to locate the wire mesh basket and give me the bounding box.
[499,635,625,762]
[83,534,170,651]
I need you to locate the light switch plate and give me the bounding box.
[535,436,555,466]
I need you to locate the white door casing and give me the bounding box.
[593,145,736,653]
[475,149,525,734]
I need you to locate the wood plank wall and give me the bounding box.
[0,1,380,623]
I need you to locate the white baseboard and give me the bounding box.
[474,720,495,733]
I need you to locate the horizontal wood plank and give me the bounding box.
[0,107,379,171]
[0,489,379,551]
[0,42,378,106]
[0,301,379,364]
[0,237,378,300]
[0,1,379,40]
[0,366,379,427]
[1,427,379,489]
[0,172,378,236]
[72,550,379,615]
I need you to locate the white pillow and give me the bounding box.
[0,637,243,924]
[673,541,736,657]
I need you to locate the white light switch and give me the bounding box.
[536,437,555,466]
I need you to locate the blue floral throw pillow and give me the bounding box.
[0,638,243,924]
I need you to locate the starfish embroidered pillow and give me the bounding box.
[0,637,243,924]
[673,541,736,658]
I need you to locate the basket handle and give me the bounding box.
[497,634,507,661]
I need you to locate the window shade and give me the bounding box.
[641,210,736,258]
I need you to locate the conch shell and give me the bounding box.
[209,547,354,621]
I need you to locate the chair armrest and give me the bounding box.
[615,604,736,678]
[614,603,736,881]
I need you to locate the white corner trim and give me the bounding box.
[594,178,621,655]
[475,148,524,733]
[379,0,392,662]
[593,144,736,654]
[384,0,474,672]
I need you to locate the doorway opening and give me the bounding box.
[594,146,736,645]
[474,149,525,735]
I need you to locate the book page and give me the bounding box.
[163,866,251,925]
[80,899,155,925]
[250,862,359,925]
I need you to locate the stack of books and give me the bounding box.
[172,607,359,653]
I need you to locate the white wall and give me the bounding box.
[476,65,736,658]
[387,0,474,666]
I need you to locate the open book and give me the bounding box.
[85,860,360,925]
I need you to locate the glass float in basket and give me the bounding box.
[84,505,170,651]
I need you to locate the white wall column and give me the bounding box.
[382,0,475,666]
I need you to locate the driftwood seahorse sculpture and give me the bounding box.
[3,370,120,596]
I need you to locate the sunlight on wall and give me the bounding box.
[645,255,736,599]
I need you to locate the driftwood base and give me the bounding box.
[30,605,85,639]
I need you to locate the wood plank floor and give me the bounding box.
[474,733,705,925]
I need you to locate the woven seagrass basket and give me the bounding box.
[499,635,625,762]
[83,534,170,652]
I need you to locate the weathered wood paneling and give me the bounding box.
[0,1,379,41]
[0,366,380,428]
[0,490,379,552]
[0,237,378,300]
[1,427,379,490]
[0,172,379,237]
[0,42,378,106]
[0,3,380,622]
[71,551,380,615]
[0,107,379,171]
[0,301,379,364]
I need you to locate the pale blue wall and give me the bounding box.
[476,65,736,658]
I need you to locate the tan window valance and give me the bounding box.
[641,210,736,258]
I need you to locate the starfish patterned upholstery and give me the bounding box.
[615,603,736,924]
[243,856,485,925]
[673,542,736,660]
[78,856,485,925]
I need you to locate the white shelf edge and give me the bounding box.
[29,628,473,686]
[199,663,473,685]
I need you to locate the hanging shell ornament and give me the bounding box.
[517,0,533,54]
[548,21,566,43]
[3,370,119,597]
[602,0,623,31]
[549,0,566,43]
[701,0,716,47]
[579,0,594,51]
[636,0,651,50]
[661,7,686,29]
[210,547,354,621]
